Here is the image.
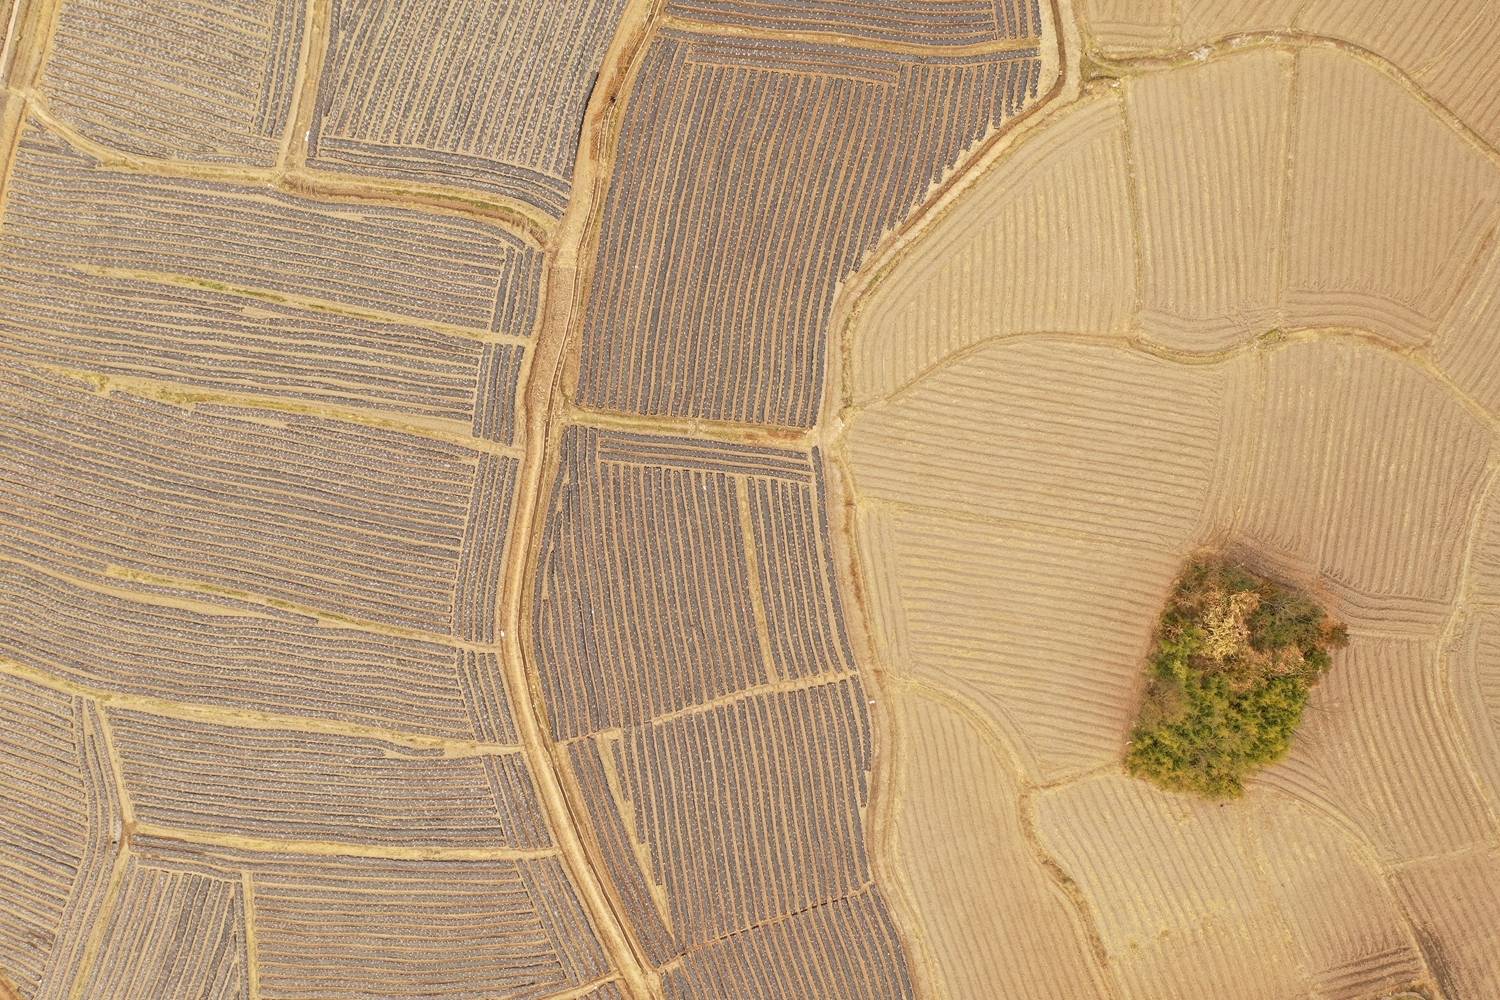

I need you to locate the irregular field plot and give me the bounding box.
[1079,0,1500,152]
[534,427,906,989]
[533,428,855,736]
[309,0,630,215]
[1,122,537,439]
[37,0,303,164]
[575,29,1046,427]
[838,41,1500,999]
[1033,775,1426,1000]
[0,678,118,998]
[886,691,1111,999]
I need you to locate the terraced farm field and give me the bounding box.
[2,0,1498,998]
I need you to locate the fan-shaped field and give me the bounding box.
[834,33,1500,1000]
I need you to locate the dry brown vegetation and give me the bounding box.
[5,0,1499,996]
[0,0,645,996]
[834,7,1500,997]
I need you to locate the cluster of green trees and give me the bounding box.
[1125,557,1348,798]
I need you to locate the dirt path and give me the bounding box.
[498,2,666,997]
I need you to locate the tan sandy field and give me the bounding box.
[829,2,1500,997]
[1,0,1498,997]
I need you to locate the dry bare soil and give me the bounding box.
[0,0,1496,998]
[832,2,1500,997]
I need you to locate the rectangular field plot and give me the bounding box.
[128,838,611,1000]
[308,0,629,215]
[0,562,519,743]
[574,31,1044,427]
[532,427,855,737]
[1,123,537,433]
[76,858,248,1000]
[661,887,913,999]
[0,363,516,637]
[666,0,1044,45]
[108,710,549,850]
[611,678,874,945]
[38,0,303,164]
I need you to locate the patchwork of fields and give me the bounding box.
[832,9,1500,997]
[3,0,1497,997]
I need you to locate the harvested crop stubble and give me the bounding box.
[5,118,541,326]
[660,888,914,1000]
[1432,237,1500,419]
[1034,774,1426,1000]
[1254,636,1498,862]
[851,91,1136,402]
[847,337,1495,782]
[0,561,518,742]
[575,29,1046,427]
[1392,849,1500,998]
[0,363,517,637]
[127,835,613,1000]
[532,428,854,737]
[1229,341,1491,631]
[1125,51,1293,348]
[665,0,1044,44]
[614,678,874,944]
[1286,49,1498,346]
[107,710,550,849]
[1081,0,1500,152]
[848,341,1230,780]
[309,0,629,215]
[856,45,1500,381]
[0,676,119,999]
[37,0,303,164]
[1447,608,1500,807]
[76,857,247,1000]
[889,692,1112,999]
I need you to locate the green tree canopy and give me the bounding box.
[1125,557,1348,798]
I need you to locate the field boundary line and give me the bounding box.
[60,702,133,1000]
[281,0,329,170]
[127,823,560,863]
[34,361,523,459]
[646,670,860,728]
[0,655,524,757]
[17,95,554,244]
[64,262,534,345]
[540,974,628,1000]
[500,0,670,994]
[241,872,261,1000]
[735,478,780,684]
[63,844,129,1000]
[565,403,815,448]
[658,12,1043,58]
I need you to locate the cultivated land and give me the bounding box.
[1,1,1496,999]
[830,3,1500,997]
